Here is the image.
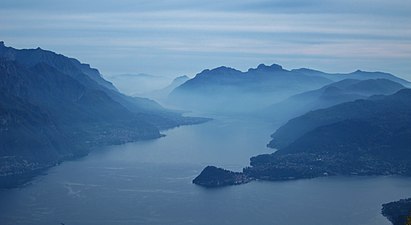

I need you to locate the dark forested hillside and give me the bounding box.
[0,43,207,188]
[248,89,411,180]
[194,89,411,187]
[382,198,411,225]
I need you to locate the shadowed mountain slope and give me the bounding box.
[262,78,405,122]
[0,43,208,188]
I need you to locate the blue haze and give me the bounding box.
[0,0,410,79]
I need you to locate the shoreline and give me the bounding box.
[0,118,210,189]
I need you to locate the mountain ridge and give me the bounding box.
[169,63,408,114]
[262,78,405,123]
[169,63,333,113]
[0,43,208,188]
[194,88,411,188]
[292,68,410,86]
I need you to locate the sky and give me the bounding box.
[1,0,411,80]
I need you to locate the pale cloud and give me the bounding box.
[0,0,410,79]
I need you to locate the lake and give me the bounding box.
[1,116,411,225]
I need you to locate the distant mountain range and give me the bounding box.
[293,68,410,85]
[0,42,207,188]
[142,75,190,103]
[169,64,332,113]
[262,78,405,122]
[187,63,411,225]
[107,73,171,96]
[169,63,409,114]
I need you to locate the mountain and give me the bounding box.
[250,89,411,179]
[0,42,208,188]
[194,89,411,187]
[142,75,190,102]
[0,41,117,91]
[169,64,333,113]
[268,88,411,149]
[292,68,410,86]
[107,73,171,96]
[262,78,405,123]
[169,63,409,114]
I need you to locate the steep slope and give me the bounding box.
[242,89,411,181]
[0,43,208,188]
[263,79,405,122]
[268,89,411,149]
[0,41,116,91]
[194,89,411,187]
[0,42,193,129]
[0,92,74,187]
[0,58,162,187]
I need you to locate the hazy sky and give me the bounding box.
[1,0,411,79]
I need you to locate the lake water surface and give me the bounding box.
[1,117,411,225]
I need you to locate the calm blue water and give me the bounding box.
[1,117,411,225]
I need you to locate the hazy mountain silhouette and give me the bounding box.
[244,89,411,180]
[143,75,190,102]
[292,68,410,86]
[194,89,411,187]
[169,64,333,113]
[269,88,411,152]
[169,63,408,114]
[107,73,171,96]
[0,43,207,188]
[262,78,405,123]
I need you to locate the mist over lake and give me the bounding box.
[2,116,411,225]
[1,0,411,224]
